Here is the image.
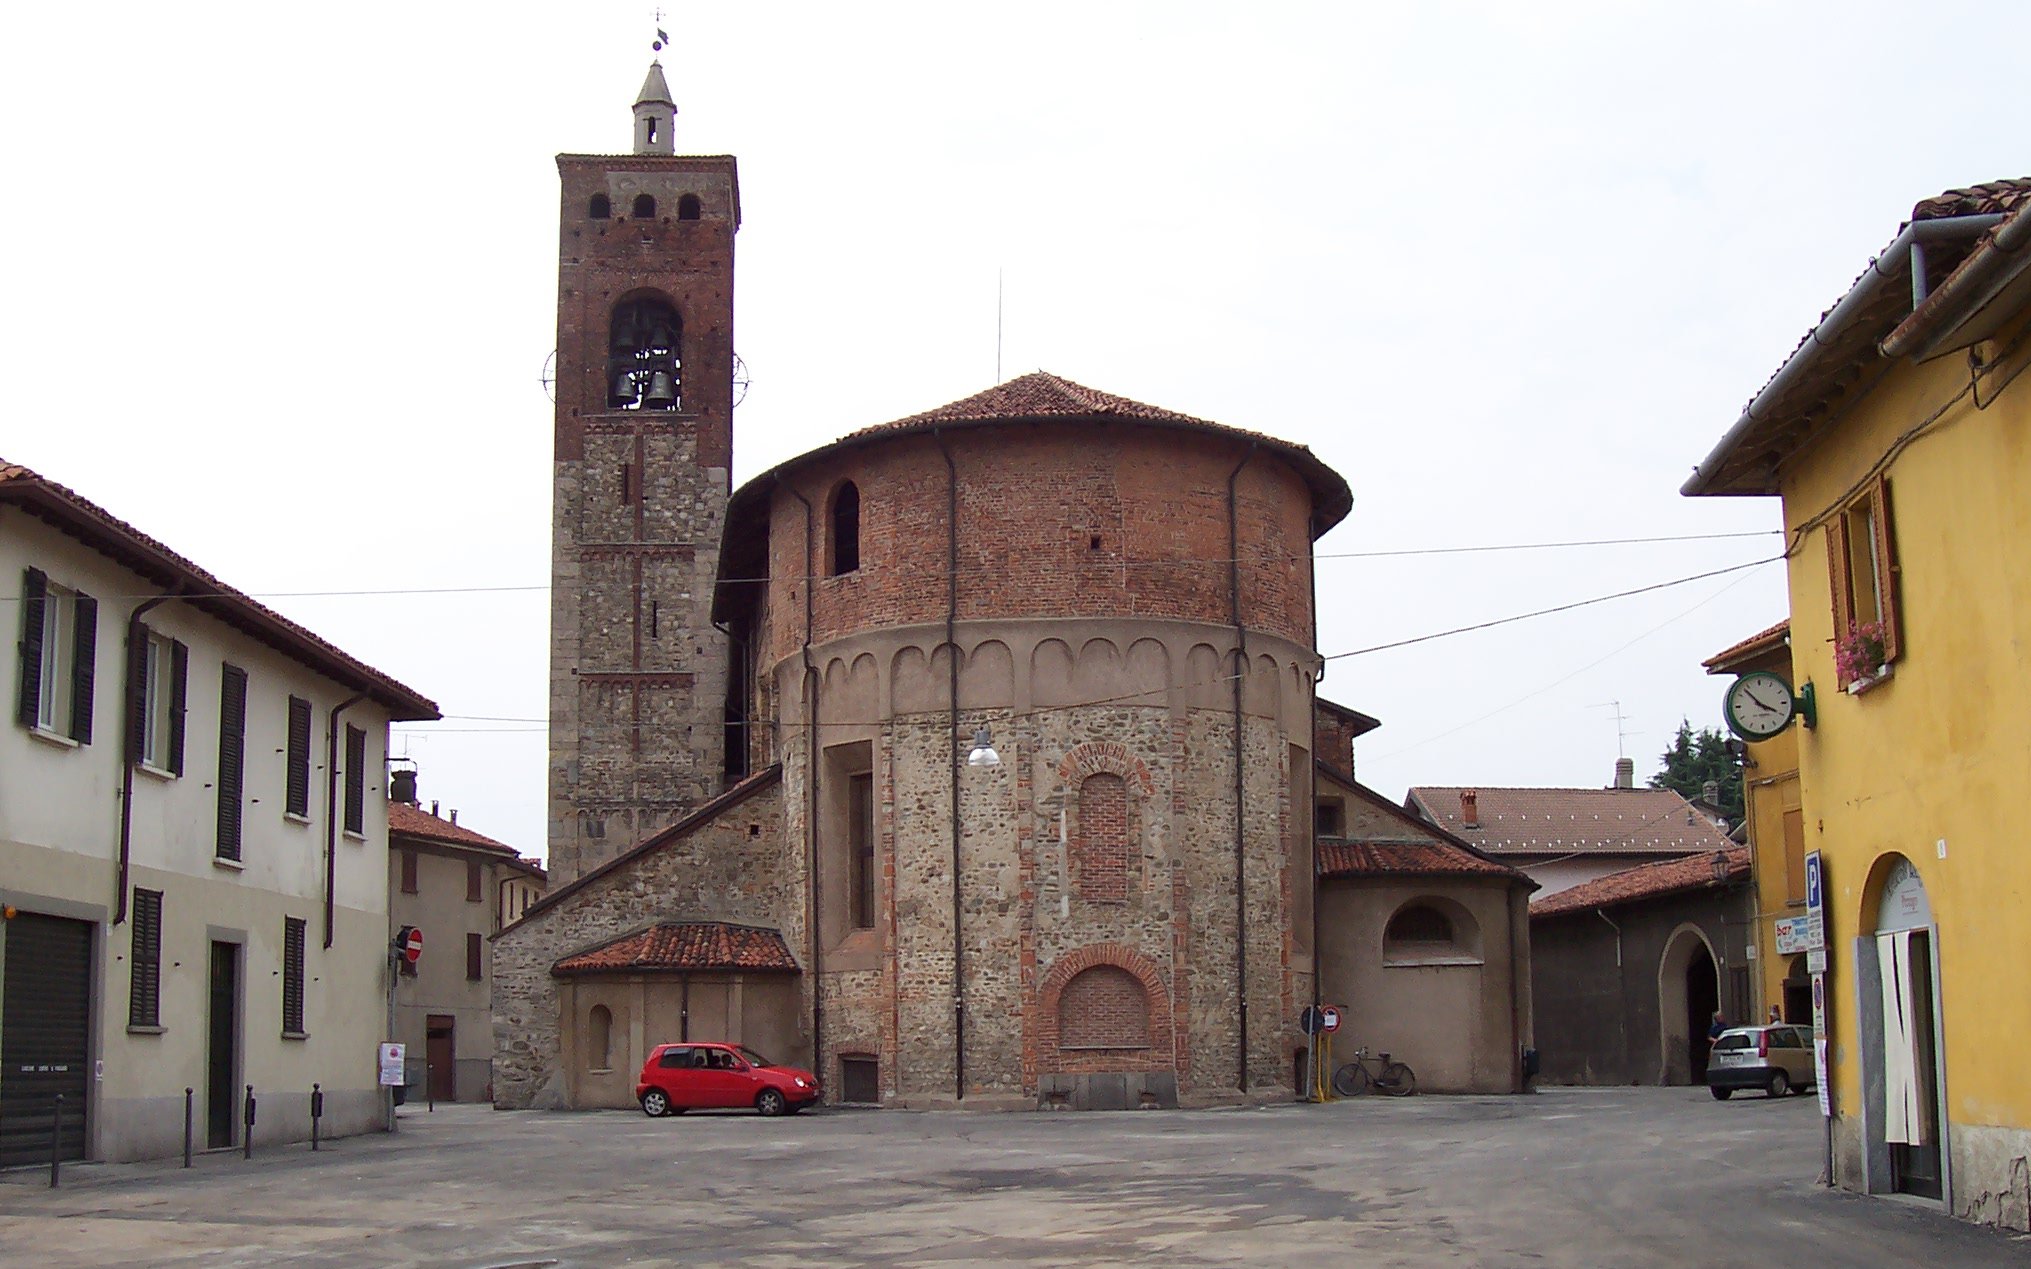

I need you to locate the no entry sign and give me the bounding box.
[398,926,424,964]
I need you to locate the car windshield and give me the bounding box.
[738,1047,772,1069]
[1711,1034,1752,1050]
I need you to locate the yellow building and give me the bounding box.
[1700,621,1806,1025]
[1686,178,2030,1230]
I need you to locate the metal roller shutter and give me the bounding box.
[1,913,93,1167]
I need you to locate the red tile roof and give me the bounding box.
[1531,847,1751,917]
[854,372,1217,432]
[1702,619,1789,674]
[0,460,437,719]
[552,922,799,975]
[1318,839,1519,880]
[1407,786,1735,857]
[387,801,519,856]
[1909,180,2031,221]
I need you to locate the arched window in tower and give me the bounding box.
[588,193,611,219]
[1075,773,1130,902]
[829,481,861,575]
[632,193,657,219]
[677,193,702,221]
[607,298,682,411]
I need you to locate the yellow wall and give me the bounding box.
[1737,705,1803,1018]
[1777,316,2031,1206]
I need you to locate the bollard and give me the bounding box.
[310,1083,323,1151]
[243,1085,256,1160]
[183,1087,193,1167]
[426,1063,435,1113]
[49,1094,63,1188]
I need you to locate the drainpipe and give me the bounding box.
[934,430,966,1101]
[786,484,824,1085]
[324,693,367,949]
[1227,442,1258,1092]
[1307,510,1323,1021]
[114,594,173,925]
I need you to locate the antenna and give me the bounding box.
[995,267,1004,384]
[1590,700,1633,759]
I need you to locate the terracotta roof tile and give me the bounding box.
[552,922,798,975]
[1910,179,2031,221]
[1702,619,1789,674]
[853,371,1217,433]
[387,801,519,856]
[1531,847,1750,917]
[1318,839,1518,879]
[0,460,436,719]
[1408,786,1735,857]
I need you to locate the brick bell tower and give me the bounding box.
[547,59,740,883]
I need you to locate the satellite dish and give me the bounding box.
[540,350,557,403]
[733,353,751,408]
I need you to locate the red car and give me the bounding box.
[635,1043,820,1117]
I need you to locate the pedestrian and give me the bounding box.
[1768,1005,1783,1025]
[1708,1010,1727,1040]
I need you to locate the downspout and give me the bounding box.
[934,430,966,1101]
[115,594,173,925]
[1596,906,1624,1087]
[324,694,368,949]
[1227,442,1258,1092]
[1306,513,1322,1019]
[786,484,824,1085]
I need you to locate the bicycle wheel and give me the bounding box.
[1331,1062,1371,1098]
[1377,1062,1418,1097]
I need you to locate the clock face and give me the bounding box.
[1725,671,1795,740]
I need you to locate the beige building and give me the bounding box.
[1,461,437,1164]
[387,792,544,1103]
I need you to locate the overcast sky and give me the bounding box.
[5,2,2024,861]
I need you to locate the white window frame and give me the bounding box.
[36,581,77,735]
[140,629,174,770]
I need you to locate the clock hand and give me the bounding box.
[1745,690,1784,712]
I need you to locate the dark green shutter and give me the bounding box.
[216,664,247,860]
[343,724,366,835]
[126,626,150,764]
[167,641,188,776]
[128,889,163,1028]
[17,567,46,728]
[69,591,96,743]
[285,697,312,817]
[282,917,306,1035]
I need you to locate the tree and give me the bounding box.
[1648,720,1744,824]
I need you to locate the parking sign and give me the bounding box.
[1803,850,1825,951]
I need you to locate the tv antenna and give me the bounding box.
[1590,700,1634,759]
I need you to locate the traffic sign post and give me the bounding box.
[398,926,424,965]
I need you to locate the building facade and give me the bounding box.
[1,462,436,1164]
[1685,178,2031,1229]
[387,793,544,1103]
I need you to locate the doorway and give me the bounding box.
[0,913,92,1167]
[207,942,239,1149]
[1884,928,1943,1198]
[1783,956,1813,1025]
[427,1016,456,1102]
[1863,854,1946,1205]
[1657,925,1721,1084]
[1686,943,1719,1081]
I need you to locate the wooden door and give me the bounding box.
[427,1016,456,1102]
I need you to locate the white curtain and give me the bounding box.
[1877,930,1929,1146]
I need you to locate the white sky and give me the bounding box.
[5,2,2024,861]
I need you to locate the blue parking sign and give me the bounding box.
[1805,851,1823,915]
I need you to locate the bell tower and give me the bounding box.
[547,59,740,883]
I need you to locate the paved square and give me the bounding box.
[3,1088,2024,1266]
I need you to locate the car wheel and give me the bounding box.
[1710,1086,1732,1100]
[756,1088,787,1117]
[641,1089,672,1118]
[1766,1071,1790,1098]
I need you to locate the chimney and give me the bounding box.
[1702,779,1721,805]
[389,768,418,805]
[450,809,458,826]
[1614,757,1634,789]
[431,800,441,818]
[1460,789,1480,829]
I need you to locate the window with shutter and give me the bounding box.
[69,590,96,743]
[285,696,312,817]
[466,931,483,981]
[216,664,248,861]
[166,640,187,776]
[133,630,180,771]
[466,859,483,903]
[344,724,367,835]
[16,567,47,729]
[128,888,163,1029]
[282,917,307,1036]
[401,849,419,894]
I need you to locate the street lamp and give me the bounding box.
[966,725,1000,768]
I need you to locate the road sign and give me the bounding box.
[1321,1006,1342,1034]
[1803,851,1826,951]
[1775,916,1813,955]
[1806,947,1828,975]
[398,926,423,965]
[1300,1006,1325,1036]
[378,1043,406,1087]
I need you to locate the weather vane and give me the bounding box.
[652,10,669,53]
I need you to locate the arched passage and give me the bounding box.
[1657,924,1720,1085]
[1861,853,1944,1201]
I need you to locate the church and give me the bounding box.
[491,62,1533,1110]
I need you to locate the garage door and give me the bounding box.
[2,912,92,1167]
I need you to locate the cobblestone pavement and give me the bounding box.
[2,1087,2026,1267]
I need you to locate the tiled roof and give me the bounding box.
[1910,180,2031,221]
[552,922,799,975]
[1531,847,1751,918]
[1407,786,1735,857]
[1318,839,1519,880]
[853,372,1216,433]
[0,460,437,719]
[1702,619,1789,674]
[387,801,519,856]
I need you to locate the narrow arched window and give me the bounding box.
[588,1004,613,1070]
[588,193,611,219]
[1076,773,1130,902]
[632,193,657,219]
[607,298,682,411]
[677,193,702,220]
[829,481,861,575]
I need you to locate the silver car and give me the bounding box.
[1707,1024,1815,1098]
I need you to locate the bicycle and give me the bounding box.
[1332,1045,1417,1097]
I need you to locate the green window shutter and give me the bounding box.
[167,640,188,776]
[126,625,151,764]
[216,664,248,860]
[69,591,96,743]
[17,567,46,729]
[282,917,307,1034]
[129,888,163,1028]
[343,724,367,835]
[285,696,312,817]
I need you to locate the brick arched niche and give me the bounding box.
[1057,743,1155,904]
[1036,944,1175,1074]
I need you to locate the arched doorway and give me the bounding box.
[1783,955,1812,1025]
[1657,925,1721,1085]
[1865,855,1943,1201]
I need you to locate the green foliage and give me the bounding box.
[1648,720,1744,823]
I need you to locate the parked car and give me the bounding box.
[1707,1024,1815,1098]
[636,1042,820,1117]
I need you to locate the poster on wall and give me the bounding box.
[378,1043,407,1087]
[1815,1038,1831,1116]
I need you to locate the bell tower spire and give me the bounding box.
[633,61,676,155]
